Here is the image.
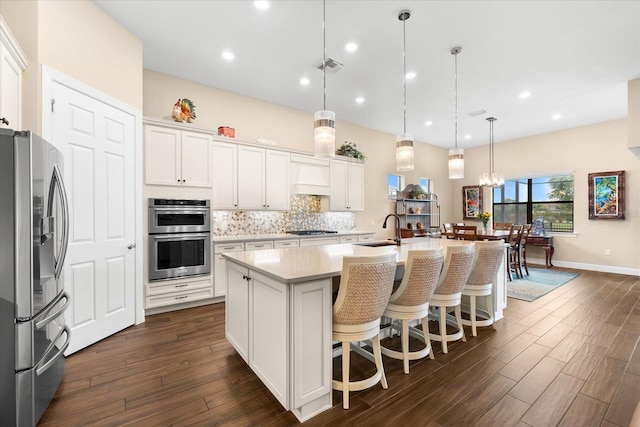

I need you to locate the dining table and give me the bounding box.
[441,229,511,241]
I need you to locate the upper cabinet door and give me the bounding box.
[212,141,238,209]
[0,17,28,131]
[181,131,212,187]
[347,162,364,211]
[237,146,266,210]
[145,125,181,186]
[329,159,348,211]
[265,150,290,211]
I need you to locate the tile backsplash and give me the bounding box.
[212,195,356,236]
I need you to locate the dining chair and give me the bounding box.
[461,240,505,336]
[428,245,475,354]
[442,223,455,239]
[506,224,524,280]
[380,249,444,374]
[519,224,533,276]
[452,224,477,240]
[332,253,397,409]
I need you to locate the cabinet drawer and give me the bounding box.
[358,234,375,242]
[340,236,358,243]
[147,277,212,296]
[245,241,274,251]
[299,237,340,247]
[274,239,299,248]
[214,243,245,254]
[145,287,214,309]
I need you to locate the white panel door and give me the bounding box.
[50,81,136,355]
[145,125,181,186]
[347,162,365,211]
[329,159,348,211]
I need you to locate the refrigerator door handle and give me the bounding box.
[47,164,70,279]
[35,326,70,377]
[34,291,70,330]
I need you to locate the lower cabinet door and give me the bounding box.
[225,262,249,362]
[249,271,289,409]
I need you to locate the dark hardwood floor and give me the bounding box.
[39,268,640,426]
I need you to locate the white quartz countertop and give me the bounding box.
[222,238,473,284]
[212,230,372,244]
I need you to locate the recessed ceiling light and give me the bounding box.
[405,71,417,80]
[424,121,433,126]
[519,91,531,99]
[552,114,562,120]
[254,1,269,10]
[464,134,471,140]
[355,96,365,104]
[345,43,358,53]
[299,77,310,86]
[222,51,234,61]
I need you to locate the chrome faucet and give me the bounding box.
[382,214,402,246]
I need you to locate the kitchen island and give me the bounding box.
[222,238,507,422]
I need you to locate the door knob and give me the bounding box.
[127,243,136,249]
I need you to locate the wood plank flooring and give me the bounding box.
[39,268,640,426]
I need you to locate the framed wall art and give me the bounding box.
[462,185,482,219]
[588,170,625,220]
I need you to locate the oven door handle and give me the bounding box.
[151,207,209,213]
[152,233,211,241]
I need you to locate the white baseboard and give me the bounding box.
[527,257,640,277]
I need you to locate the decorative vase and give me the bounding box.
[482,222,488,234]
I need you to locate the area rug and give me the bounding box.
[507,267,579,302]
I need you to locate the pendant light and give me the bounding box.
[314,0,335,158]
[396,9,414,171]
[479,117,504,187]
[448,46,464,179]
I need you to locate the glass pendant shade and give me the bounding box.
[448,148,464,179]
[314,110,335,158]
[396,133,414,171]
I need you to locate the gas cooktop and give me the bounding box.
[286,230,338,236]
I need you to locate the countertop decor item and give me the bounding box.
[336,141,366,161]
[172,98,196,123]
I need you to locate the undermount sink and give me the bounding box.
[355,240,398,247]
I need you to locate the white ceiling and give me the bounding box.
[94,0,640,148]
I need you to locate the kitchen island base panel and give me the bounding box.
[226,261,333,422]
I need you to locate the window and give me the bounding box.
[493,174,574,232]
[387,174,403,199]
[419,177,430,193]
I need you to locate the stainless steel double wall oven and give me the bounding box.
[148,199,211,281]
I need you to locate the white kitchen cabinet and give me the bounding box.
[213,142,290,211]
[245,241,274,251]
[358,234,375,242]
[0,17,28,131]
[339,235,358,244]
[214,242,245,297]
[145,275,213,309]
[299,236,340,247]
[325,158,364,211]
[274,239,299,248]
[145,125,212,187]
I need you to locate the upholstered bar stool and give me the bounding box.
[461,240,505,337]
[428,245,475,354]
[380,249,444,374]
[332,253,397,409]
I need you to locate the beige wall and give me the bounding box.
[145,70,639,274]
[144,69,451,237]
[460,120,639,272]
[1,0,143,132]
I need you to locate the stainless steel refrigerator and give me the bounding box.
[0,129,71,426]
